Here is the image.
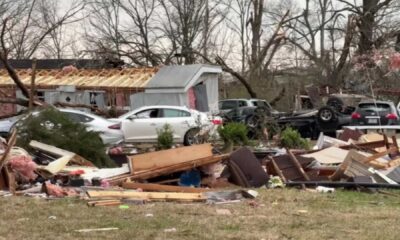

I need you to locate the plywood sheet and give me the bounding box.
[130,144,213,172]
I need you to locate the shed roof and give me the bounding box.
[0,68,157,89]
[146,64,222,90]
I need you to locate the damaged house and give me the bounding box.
[130,64,222,113]
[0,60,221,116]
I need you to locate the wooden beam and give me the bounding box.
[28,58,37,111]
[287,149,310,181]
[86,190,206,201]
[122,182,211,193]
[0,129,17,171]
[362,147,395,163]
[269,157,287,183]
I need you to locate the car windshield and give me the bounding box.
[358,103,391,112]
[220,101,237,110]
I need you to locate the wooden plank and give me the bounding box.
[388,158,400,168]
[340,140,386,150]
[362,147,395,163]
[368,161,387,169]
[130,154,228,180]
[87,200,122,207]
[122,182,211,193]
[269,157,287,183]
[129,144,213,172]
[86,190,206,201]
[0,129,17,171]
[287,149,310,181]
[30,140,94,167]
[108,154,228,185]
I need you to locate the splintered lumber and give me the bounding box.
[109,154,229,185]
[30,140,94,176]
[87,199,122,207]
[389,158,400,168]
[269,157,287,183]
[363,147,396,163]
[122,182,211,193]
[287,149,310,181]
[129,144,213,172]
[131,154,228,180]
[0,129,17,171]
[340,140,387,151]
[86,189,206,201]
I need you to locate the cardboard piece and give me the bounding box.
[303,147,349,165]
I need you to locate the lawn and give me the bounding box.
[1,188,400,240]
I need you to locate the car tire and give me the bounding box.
[326,96,344,112]
[245,115,259,128]
[317,106,337,123]
[183,128,199,146]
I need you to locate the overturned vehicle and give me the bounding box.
[277,93,370,139]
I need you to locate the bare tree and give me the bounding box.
[86,0,162,66]
[337,0,400,54]
[282,0,355,85]
[1,0,85,59]
[39,1,86,59]
[158,0,209,64]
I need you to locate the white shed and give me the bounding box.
[130,64,222,113]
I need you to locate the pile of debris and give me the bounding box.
[267,128,400,190]
[0,133,268,205]
[3,127,400,206]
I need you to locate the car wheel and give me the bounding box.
[326,96,344,112]
[245,114,260,128]
[318,107,336,122]
[184,128,199,146]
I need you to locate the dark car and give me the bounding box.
[351,100,400,125]
[218,98,282,117]
[222,106,258,124]
[221,106,277,139]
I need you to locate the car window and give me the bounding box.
[162,109,191,117]
[238,101,247,107]
[64,112,93,123]
[358,103,391,111]
[220,101,238,110]
[135,109,160,118]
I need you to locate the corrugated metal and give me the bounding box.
[0,68,158,89]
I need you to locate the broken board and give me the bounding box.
[129,144,213,172]
[86,189,206,201]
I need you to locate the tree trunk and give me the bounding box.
[358,0,379,54]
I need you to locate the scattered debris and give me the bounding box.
[216,208,232,215]
[75,227,119,233]
[163,228,177,233]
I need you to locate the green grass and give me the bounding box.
[1,188,400,239]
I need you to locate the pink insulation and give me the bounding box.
[8,155,37,182]
[45,183,78,197]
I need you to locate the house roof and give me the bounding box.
[0,59,123,69]
[0,68,158,89]
[146,64,222,92]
